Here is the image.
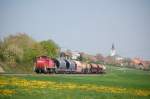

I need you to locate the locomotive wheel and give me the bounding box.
[39,69,42,73]
[35,69,40,73]
[47,69,50,73]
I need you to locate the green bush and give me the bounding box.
[0,33,60,73]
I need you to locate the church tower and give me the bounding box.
[110,43,116,56]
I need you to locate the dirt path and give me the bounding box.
[0,66,4,73]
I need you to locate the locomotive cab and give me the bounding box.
[34,56,56,73]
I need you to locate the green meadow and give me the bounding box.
[0,66,150,99]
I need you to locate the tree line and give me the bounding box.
[0,33,59,72]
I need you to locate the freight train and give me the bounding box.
[34,56,106,74]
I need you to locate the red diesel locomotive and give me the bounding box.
[34,56,56,73]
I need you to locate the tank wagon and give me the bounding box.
[54,58,67,73]
[34,56,106,74]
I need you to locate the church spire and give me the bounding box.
[110,43,116,56]
[112,43,115,50]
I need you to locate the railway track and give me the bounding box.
[0,73,103,76]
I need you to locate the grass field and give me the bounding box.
[0,66,150,99]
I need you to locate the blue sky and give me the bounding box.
[0,0,150,59]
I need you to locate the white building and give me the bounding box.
[71,51,80,60]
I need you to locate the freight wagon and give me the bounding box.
[34,56,106,74]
